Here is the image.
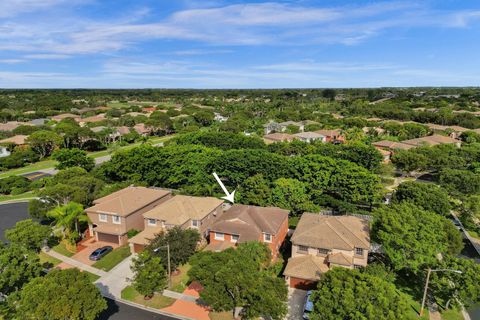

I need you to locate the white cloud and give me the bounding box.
[23,53,71,59]
[0,59,24,64]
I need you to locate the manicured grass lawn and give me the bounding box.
[52,242,75,257]
[83,271,101,282]
[170,263,191,293]
[441,308,463,320]
[0,191,35,202]
[38,251,62,267]
[209,311,234,320]
[92,246,131,271]
[121,286,175,309]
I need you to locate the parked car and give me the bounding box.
[89,246,113,261]
[303,290,314,319]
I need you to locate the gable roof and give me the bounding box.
[279,121,303,127]
[294,132,325,139]
[372,140,415,150]
[328,252,354,266]
[210,204,289,242]
[263,133,295,142]
[143,195,223,225]
[401,134,460,147]
[86,186,171,217]
[0,135,28,145]
[291,213,370,250]
[0,121,31,131]
[314,129,343,137]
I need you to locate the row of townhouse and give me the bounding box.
[85,186,370,289]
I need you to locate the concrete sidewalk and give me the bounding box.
[95,255,134,299]
[42,248,107,277]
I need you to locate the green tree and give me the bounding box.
[439,168,480,195]
[0,244,42,296]
[271,178,316,213]
[188,242,287,319]
[47,202,89,238]
[131,251,167,297]
[146,112,173,134]
[372,203,463,272]
[193,110,214,126]
[52,148,95,171]
[237,174,272,206]
[392,181,451,216]
[146,226,200,272]
[391,150,428,175]
[15,269,107,320]
[26,130,62,158]
[5,219,51,252]
[310,268,413,320]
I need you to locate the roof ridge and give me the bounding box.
[333,217,369,248]
[324,220,353,248]
[248,206,275,233]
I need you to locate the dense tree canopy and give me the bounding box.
[392,181,451,216]
[4,219,51,252]
[131,251,167,297]
[52,148,95,171]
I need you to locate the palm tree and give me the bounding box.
[47,202,90,238]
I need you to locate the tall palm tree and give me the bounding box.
[47,202,90,237]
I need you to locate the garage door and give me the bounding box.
[290,277,317,290]
[96,232,119,244]
[133,243,145,253]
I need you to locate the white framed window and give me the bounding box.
[112,215,121,224]
[298,245,308,253]
[231,234,239,243]
[191,220,199,228]
[263,233,272,243]
[355,247,364,256]
[214,232,224,240]
[147,218,156,226]
[99,214,107,222]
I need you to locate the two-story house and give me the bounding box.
[85,186,172,246]
[206,204,289,260]
[293,132,326,143]
[128,195,224,253]
[284,213,370,290]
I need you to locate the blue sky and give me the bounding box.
[0,0,479,88]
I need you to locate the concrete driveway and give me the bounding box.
[96,255,134,299]
[71,238,119,266]
[287,288,307,320]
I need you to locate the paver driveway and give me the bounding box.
[72,238,119,266]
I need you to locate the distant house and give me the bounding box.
[85,187,172,246]
[426,124,468,139]
[51,113,81,122]
[284,213,370,290]
[128,195,224,253]
[401,134,461,148]
[293,132,326,143]
[263,121,283,134]
[133,123,151,136]
[314,129,345,143]
[0,121,31,132]
[142,107,157,113]
[206,204,289,260]
[0,135,29,146]
[78,114,106,126]
[214,113,229,122]
[115,126,132,136]
[278,121,305,132]
[29,118,49,126]
[263,133,296,144]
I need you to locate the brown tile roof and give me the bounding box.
[328,252,353,266]
[372,140,414,150]
[128,226,164,245]
[51,113,80,121]
[0,135,28,145]
[263,133,295,143]
[210,204,289,242]
[143,195,223,226]
[283,255,329,281]
[204,241,236,252]
[86,187,171,217]
[79,114,106,123]
[426,123,469,132]
[134,123,151,135]
[314,129,343,138]
[291,213,370,250]
[402,134,461,147]
[116,126,131,135]
[0,121,30,131]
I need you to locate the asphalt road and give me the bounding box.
[99,299,178,320]
[0,201,29,242]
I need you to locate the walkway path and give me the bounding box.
[42,248,107,277]
[95,255,134,299]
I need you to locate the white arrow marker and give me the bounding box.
[212,172,235,203]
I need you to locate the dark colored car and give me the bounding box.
[89,246,113,261]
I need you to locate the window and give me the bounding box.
[147,219,156,226]
[317,248,329,255]
[112,215,121,224]
[355,247,364,256]
[354,265,362,269]
[231,234,239,243]
[263,233,272,243]
[298,245,308,253]
[191,220,199,228]
[214,232,224,240]
[99,214,107,222]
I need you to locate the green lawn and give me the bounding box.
[92,246,131,271]
[170,263,191,293]
[83,270,101,282]
[209,312,234,320]
[52,242,76,257]
[0,191,35,202]
[121,286,175,309]
[38,251,62,267]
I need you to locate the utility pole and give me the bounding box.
[420,268,431,317]
[167,243,171,288]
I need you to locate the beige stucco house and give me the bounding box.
[128,195,224,253]
[284,213,370,289]
[85,186,172,246]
